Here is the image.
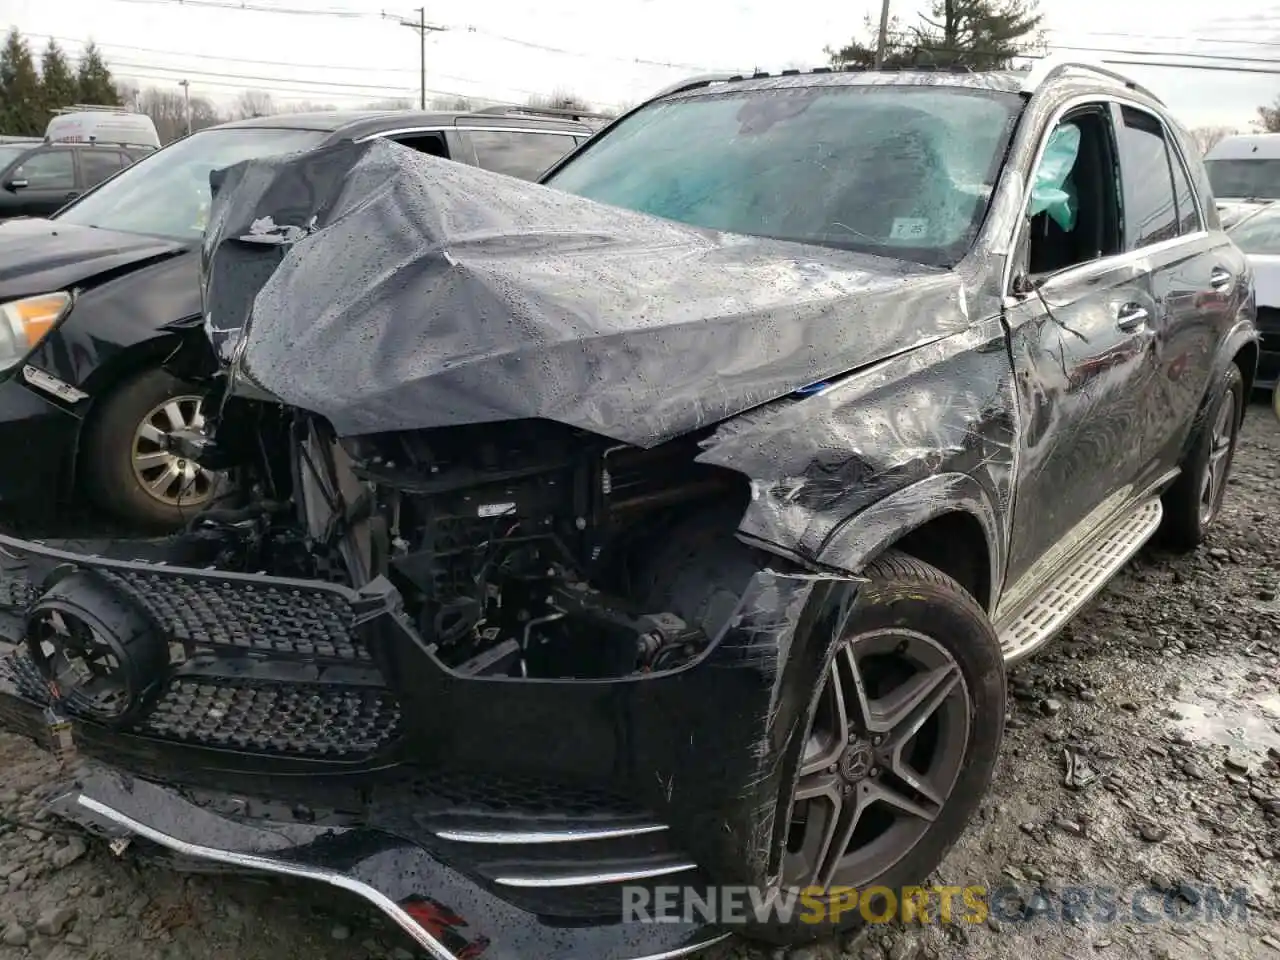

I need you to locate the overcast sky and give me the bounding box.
[2,0,1278,130]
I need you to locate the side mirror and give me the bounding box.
[4,178,29,191]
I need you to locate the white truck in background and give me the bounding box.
[1203,133,1280,227]
[44,105,160,152]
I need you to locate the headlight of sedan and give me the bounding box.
[0,292,71,372]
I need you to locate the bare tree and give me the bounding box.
[526,88,593,112]
[1258,97,1280,133]
[365,97,414,109]
[113,79,223,142]
[233,89,276,119]
[282,100,337,113]
[1189,126,1238,156]
[429,94,471,110]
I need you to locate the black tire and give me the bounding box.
[1160,363,1244,552]
[81,367,216,531]
[640,527,1005,946]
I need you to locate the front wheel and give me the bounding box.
[81,367,220,531]
[755,552,1005,944]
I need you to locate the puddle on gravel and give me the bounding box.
[1165,680,1280,758]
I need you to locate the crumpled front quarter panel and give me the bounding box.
[698,317,1017,586]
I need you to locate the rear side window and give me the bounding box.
[81,149,125,187]
[467,130,577,180]
[15,150,75,190]
[1115,106,1179,248]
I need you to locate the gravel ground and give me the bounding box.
[0,401,1277,960]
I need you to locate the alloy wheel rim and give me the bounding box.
[780,628,971,892]
[1198,391,1236,527]
[130,395,216,508]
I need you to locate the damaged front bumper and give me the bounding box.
[0,532,846,959]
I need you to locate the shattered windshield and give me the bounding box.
[1205,158,1280,200]
[543,84,1022,266]
[55,127,328,241]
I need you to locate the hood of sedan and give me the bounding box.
[203,138,980,448]
[0,217,188,302]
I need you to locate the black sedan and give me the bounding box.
[0,106,600,528]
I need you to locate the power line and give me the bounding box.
[1099,57,1280,76]
[25,32,590,102]
[118,72,411,100]
[101,0,736,71]
[1049,43,1280,66]
[1050,27,1280,50]
[108,0,391,19]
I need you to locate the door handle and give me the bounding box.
[1209,267,1233,291]
[1115,303,1149,331]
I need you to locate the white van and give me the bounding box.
[44,107,161,152]
[1203,133,1280,226]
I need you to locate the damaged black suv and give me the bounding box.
[0,59,1258,959]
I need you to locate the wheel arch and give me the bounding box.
[812,472,1003,613]
[67,334,185,492]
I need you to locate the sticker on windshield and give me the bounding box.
[889,218,929,241]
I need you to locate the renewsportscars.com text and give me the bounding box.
[622,883,1250,926]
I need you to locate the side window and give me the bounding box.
[80,149,124,187]
[467,131,578,180]
[1166,142,1201,236]
[1114,106,1179,248]
[15,150,75,190]
[391,132,448,159]
[1025,107,1122,277]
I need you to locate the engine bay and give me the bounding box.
[169,398,747,680]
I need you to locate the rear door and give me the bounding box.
[1115,104,1250,479]
[454,126,582,180]
[79,148,128,190]
[1,148,79,217]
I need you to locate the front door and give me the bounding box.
[1,148,79,217]
[1002,102,1164,589]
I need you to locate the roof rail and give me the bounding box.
[1017,56,1164,105]
[645,73,740,102]
[473,104,614,122]
[52,103,137,115]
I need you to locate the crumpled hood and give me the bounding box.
[0,217,187,301]
[204,138,977,447]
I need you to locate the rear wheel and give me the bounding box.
[1160,363,1243,551]
[81,367,219,531]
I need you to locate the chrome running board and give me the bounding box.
[995,497,1163,664]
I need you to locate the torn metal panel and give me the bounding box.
[695,317,1017,587]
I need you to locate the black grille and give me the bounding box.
[141,678,400,758]
[422,770,643,818]
[99,569,369,663]
[0,652,400,760]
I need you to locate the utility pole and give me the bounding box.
[397,8,446,110]
[178,78,191,136]
[874,0,892,68]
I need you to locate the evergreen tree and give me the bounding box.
[75,41,121,106]
[827,0,1043,71]
[0,29,43,136]
[39,39,78,128]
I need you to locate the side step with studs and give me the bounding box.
[995,498,1164,664]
